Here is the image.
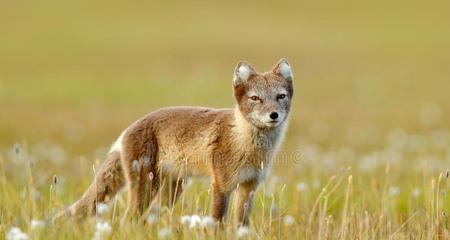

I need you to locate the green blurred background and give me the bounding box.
[1,0,449,155]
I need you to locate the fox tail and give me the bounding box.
[53,151,125,221]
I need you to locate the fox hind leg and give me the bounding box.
[121,137,160,222]
[145,177,185,219]
[157,177,185,209]
[167,178,184,208]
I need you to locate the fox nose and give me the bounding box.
[269,112,279,120]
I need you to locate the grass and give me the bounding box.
[1,0,450,239]
[0,135,449,239]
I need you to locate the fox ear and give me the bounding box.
[272,58,293,81]
[233,61,256,85]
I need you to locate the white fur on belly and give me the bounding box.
[236,166,258,184]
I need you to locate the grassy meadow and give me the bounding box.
[1,1,450,239]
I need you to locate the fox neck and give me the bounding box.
[233,107,288,151]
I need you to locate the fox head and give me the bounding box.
[233,59,294,129]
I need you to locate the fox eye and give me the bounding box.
[277,94,287,100]
[250,96,260,101]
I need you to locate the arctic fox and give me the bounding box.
[57,59,294,226]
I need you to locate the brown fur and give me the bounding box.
[55,59,294,225]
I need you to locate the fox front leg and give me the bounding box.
[211,182,231,222]
[235,180,258,226]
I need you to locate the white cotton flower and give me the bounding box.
[283,215,295,226]
[6,227,28,240]
[236,226,250,238]
[180,215,191,226]
[95,221,112,234]
[93,221,112,240]
[30,219,45,230]
[96,203,109,215]
[389,186,400,196]
[14,143,22,155]
[143,156,151,167]
[411,188,422,198]
[132,160,140,172]
[296,182,308,192]
[147,214,158,225]
[180,215,216,229]
[158,227,172,239]
[189,215,202,228]
[200,216,216,228]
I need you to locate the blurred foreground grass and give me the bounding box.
[1,0,450,239]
